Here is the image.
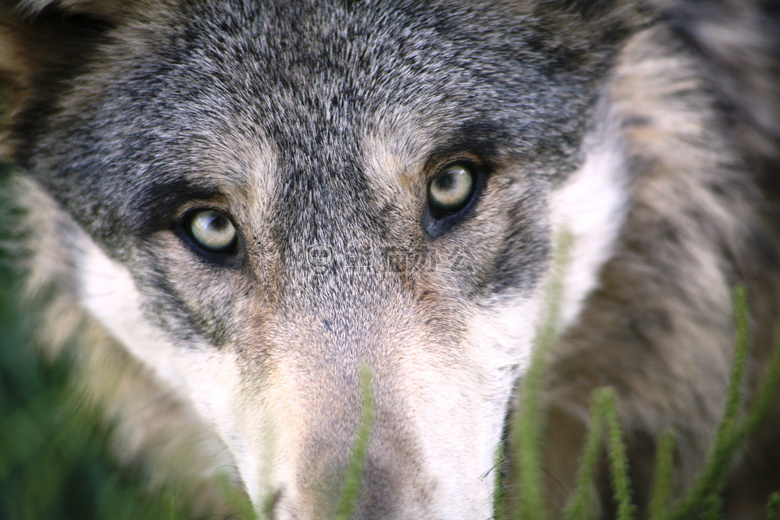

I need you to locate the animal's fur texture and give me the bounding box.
[1,0,779,518]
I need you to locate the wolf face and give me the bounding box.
[2,0,779,519]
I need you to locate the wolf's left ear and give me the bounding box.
[0,0,148,158]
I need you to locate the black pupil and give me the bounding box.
[210,215,229,231]
[436,173,455,191]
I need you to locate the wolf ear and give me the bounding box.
[508,0,651,74]
[0,0,142,158]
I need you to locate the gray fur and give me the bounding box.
[1,0,779,518]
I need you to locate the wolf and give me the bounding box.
[1,0,779,518]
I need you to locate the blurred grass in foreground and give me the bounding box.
[0,170,195,520]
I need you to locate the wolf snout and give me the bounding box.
[261,385,492,520]
[277,427,433,519]
[274,455,462,520]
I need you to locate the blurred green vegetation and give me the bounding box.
[498,237,780,520]
[0,168,196,520]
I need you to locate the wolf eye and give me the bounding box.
[187,210,237,253]
[428,163,475,217]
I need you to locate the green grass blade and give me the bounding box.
[767,492,780,520]
[334,365,376,520]
[493,442,507,519]
[671,286,780,520]
[215,472,260,520]
[735,321,780,441]
[701,495,724,520]
[560,393,605,520]
[510,231,572,520]
[600,388,635,520]
[648,431,675,520]
[720,284,750,437]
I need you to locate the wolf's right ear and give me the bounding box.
[507,0,652,77]
[0,0,149,158]
[527,0,651,47]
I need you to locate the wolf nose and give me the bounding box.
[274,431,436,520]
[296,454,419,519]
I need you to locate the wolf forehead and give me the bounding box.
[19,0,614,236]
